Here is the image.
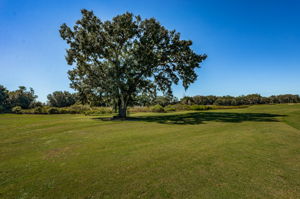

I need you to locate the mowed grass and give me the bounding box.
[1,104,300,198]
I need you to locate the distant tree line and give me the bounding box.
[0,85,39,112]
[1,84,299,113]
[180,94,300,106]
[0,85,78,113]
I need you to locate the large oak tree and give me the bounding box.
[60,9,206,118]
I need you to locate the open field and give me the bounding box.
[1,104,300,198]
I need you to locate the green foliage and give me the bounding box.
[59,10,206,117]
[47,107,60,114]
[133,94,155,107]
[30,101,44,108]
[8,86,37,109]
[84,107,113,115]
[33,106,46,114]
[18,106,47,114]
[66,104,92,113]
[269,94,300,104]
[166,104,190,111]
[189,105,212,111]
[47,91,76,107]
[180,96,195,105]
[154,96,178,107]
[128,106,152,113]
[214,96,237,106]
[164,105,176,112]
[0,85,41,112]
[161,104,247,112]
[0,85,10,113]
[132,95,178,107]
[180,94,300,106]
[0,105,4,113]
[15,104,113,115]
[12,106,22,114]
[151,104,165,113]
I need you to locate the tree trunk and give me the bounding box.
[118,105,127,118]
[117,96,127,118]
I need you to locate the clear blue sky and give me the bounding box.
[1,0,300,102]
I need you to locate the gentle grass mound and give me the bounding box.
[1,104,300,198]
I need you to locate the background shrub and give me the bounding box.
[164,105,176,112]
[68,104,92,114]
[129,106,152,112]
[33,106,47,114]
[84,107,113,115]
[189,105,211,111]
[12,106,22,114]
[151,104,165,113]
[47,107,60,114]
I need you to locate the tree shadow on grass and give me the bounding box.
[93,112,284,125]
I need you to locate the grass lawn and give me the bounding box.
[1,104,300,198]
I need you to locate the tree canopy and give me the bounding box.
[47,91,77,107]
[8,86,37,109]
[60,9,207,117]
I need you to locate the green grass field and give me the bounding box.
[1,104,300,198]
